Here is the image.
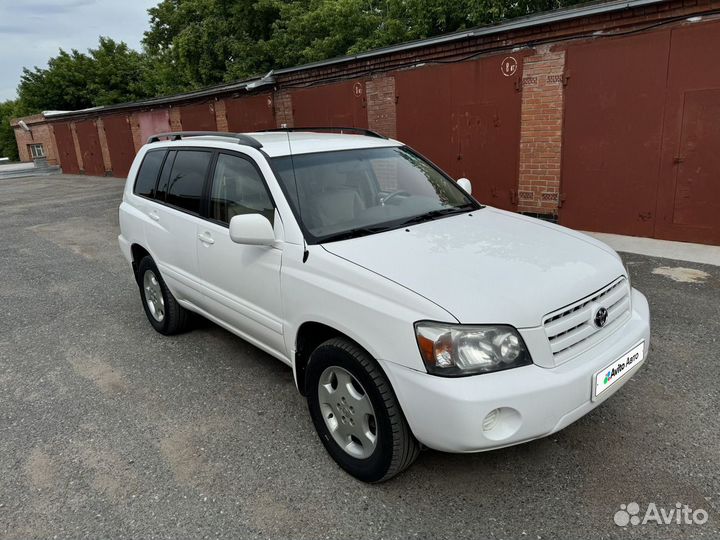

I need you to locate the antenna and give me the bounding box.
[285,130,309,263]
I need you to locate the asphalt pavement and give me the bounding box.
[1,175,718,539]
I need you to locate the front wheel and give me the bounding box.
[306,338,419,482]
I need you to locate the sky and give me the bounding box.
[0,0,158,101]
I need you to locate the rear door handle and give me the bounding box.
[148,211,160,221]
[198,232,215,245]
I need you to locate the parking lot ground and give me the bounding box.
[1,175,719,539]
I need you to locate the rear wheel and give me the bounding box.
[306,337,419,482]
[137,256,189,335]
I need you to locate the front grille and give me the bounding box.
[543,278,631,364]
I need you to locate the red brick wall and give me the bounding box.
[274,91,294,128]
[12,123,58,165]
[169,108,182,131]
[96,118,112,174]
[215,99,229,132]
[129,113,143,152]
[517,44,565,215]
[366,75,397,138]
[70,123,84,172]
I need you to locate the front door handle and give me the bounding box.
[148,211,160,221]
[198,232,215,245]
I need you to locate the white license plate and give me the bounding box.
[593,341,644,399]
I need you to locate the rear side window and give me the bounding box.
[134,150,166,198]
[165,150,212,214]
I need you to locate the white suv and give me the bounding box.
[119,129,650,482]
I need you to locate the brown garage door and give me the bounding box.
[102,115,136,177]
[291,80,368,128]
[75,120,105,176]
[559,31,671,237]
[52,122,80,175]
[655,21,720,245]
[179,102,217,131]
[560,21,720,245]
[396,54,525,211]
[225,94,276,132]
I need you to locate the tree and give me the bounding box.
[17,38,160,113]
[0,100,20,161]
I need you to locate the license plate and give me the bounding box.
[593,341,644,399]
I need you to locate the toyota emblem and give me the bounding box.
[594,307,609,328]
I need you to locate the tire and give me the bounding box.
[137,255,189,335]
[306,337,420,482]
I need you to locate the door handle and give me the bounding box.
[148,211,160,221]
[198,232,215,245]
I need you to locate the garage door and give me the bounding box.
[291,80,368,128]
[52,122,80,175]
[225,94,276,132]
[102,115,136,177]
[179,102,217,131]
[396,54,526,211]
[654,21,720,245]
[559,31,670,237]
[75,120,105,176]
[560,21,720,245]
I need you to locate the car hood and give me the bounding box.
[321,207,625,328]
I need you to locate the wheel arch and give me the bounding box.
[293,321,387,397]
[130,243,151,284]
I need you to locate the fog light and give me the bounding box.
[482,408,500,432]
[481,407,522,441]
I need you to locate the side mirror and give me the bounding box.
[229,214,275,246]
[457,177,472,195]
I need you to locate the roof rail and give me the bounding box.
[263,127,387,139]
[147,131,263,149]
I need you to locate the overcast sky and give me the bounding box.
[0,0,158,101]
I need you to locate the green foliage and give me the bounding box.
[0,100,21,161]
[17,37,162,113]
[13,0,588,115]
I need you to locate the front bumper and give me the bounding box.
[381,288,650,453]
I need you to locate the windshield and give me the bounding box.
[271,146,479,243]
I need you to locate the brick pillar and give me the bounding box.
[70,122,84,173]
[96,118,112,175]
[366,75,397,138]
[169,107,182,131]
[274,91,294,128]
[215,99,229,132]
[517,45,565,217]
[129,113,143,152]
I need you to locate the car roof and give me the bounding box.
[144,131,403,158]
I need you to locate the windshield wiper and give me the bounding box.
[319,225,394,243]
[398,204,475,227]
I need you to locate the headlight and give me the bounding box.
[414,322,533,376]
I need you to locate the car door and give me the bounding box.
[143,148,213,304]
[194,151,285,357]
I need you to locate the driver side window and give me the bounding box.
[209,154,274,226]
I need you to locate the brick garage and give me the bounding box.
[11,0,720,244]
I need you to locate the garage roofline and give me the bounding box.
[39,0,668,121]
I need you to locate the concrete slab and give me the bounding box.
[585,231,720,267]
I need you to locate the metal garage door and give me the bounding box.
[102,115,136,177]
[654,21,720,245]
[75,120,105,176]
[225,94,276,132]
[179,102,217,131]
[396,54,525,211]
[561,21,720,245]
[291,80,369,128]
[559,31,671,237]
[52,122,80,175]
